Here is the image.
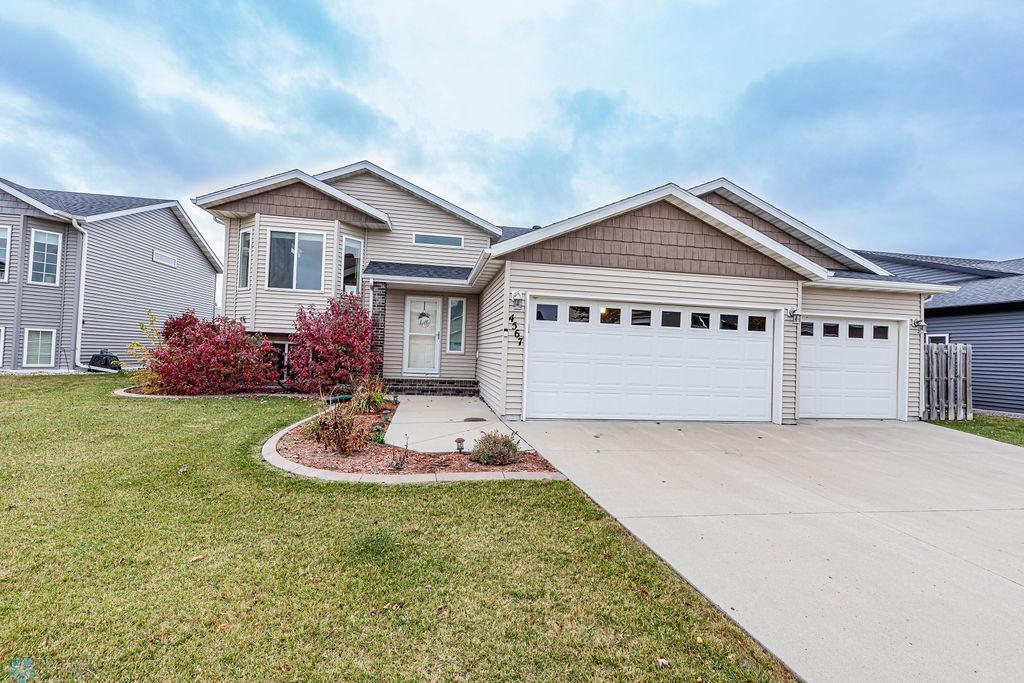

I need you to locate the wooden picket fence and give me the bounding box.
[924,343,973,421]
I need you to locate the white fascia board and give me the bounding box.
[466,250,493,285]
[192,169,392,228]
[688,178,892,276]
[0,180,60,217]
[806,277,959,294]
[82,201,177,222]
[314,160,501,237]
[491,183,829,280]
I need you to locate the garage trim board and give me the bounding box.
[522,293,785,422]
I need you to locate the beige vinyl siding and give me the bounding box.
[504,260,800,421]
[223,216,255,322]
[801,285,925,418]
[329,172,491,268]
[253,215,337,333]
[382,289,478,380]
[476,266,507,413]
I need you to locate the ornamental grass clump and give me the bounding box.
[351,376,390,414]
[469,431,521,466]
[307,404,366,457]
[128,310,278,395]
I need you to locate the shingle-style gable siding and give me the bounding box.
[80,207,217,364]
[506,200,804,281]
[0,189,48,218]
[207,181,386,226]
[698,191,847,270]
[328,172,491,269]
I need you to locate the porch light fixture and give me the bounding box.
[785,307,801,323]
[911,318,926,331]
[510,290,526,310]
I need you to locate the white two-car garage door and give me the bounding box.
[799,317,899,419]
[525,298,775,420]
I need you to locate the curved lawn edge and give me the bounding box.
[262,416,567,484]
[113,386,313,400]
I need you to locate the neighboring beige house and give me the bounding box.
[193,162,954,423]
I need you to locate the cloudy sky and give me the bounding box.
[3,1,1022,262]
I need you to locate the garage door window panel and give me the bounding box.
[661,311,681,328]
[535,303,559,321]
[720,314,739,331]
[568,305,590,323]
[849,324,864,339]
[823,323,840,338]
[600,307,621,324]
[747,315,767,332]
[630,309,652,326]
[873,325,889,340]
[801,321,814,337]
[691,312,710,329]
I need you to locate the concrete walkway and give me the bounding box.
[384,394,523,452]
[512,418,1024,682]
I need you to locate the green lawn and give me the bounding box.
[933,414,1024,447]
[0,375,790,682]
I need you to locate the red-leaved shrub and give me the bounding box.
[287,295,379,394]
[144,310,278,395]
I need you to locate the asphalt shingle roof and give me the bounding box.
[363,261,473,280]
[927,275,1024,309]
[828,269,930,284]
[856,249,1021,276]
[0,177,170,217]
[495,225,535,243]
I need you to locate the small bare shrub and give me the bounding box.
[469,431,520,466]
[351,376,390,414]
[389,449,407,471]
[307,405,366,456]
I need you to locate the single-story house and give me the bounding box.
[858,250,1024,414]
[194,163,954,423]
[0,177,222,371]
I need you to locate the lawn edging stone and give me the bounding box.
[262,415,567,485]
[113,386,312,400]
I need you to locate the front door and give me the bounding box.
[404,296,441,374]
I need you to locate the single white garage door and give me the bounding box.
[799,317,899,418]
[525,299,775,420]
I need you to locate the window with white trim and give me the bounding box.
[267,230,324,290]
[237,229,252,289]
[0,225,10,281]
[413,233,463,248]
[342,236,363,294]
[926,333,949,344]
[29,229,61,285]
[23,328,55,367]
[447,297,465,353]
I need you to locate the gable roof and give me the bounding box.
[858,250,1021,278]
[192,169,391,228]
[490,183,831,280]
[0,177,222,273]
[688,178,891,276]
[314,160,501,238]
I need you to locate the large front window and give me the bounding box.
[30,229,61,285]
[267,230,323,290]
[237,229,251,289]
[342,236,362,294]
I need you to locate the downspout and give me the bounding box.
[66,215,116,373]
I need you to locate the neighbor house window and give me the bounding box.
[23,328,55,367]
[873,325,889,340]
[342,236,363,294]
[0,225,10,281]
[237,229,252,289]
[535,303,558,321]
[447,297,465,353]
[413,233,463,248]
[267,230,324,290]
[29,229,61,285]
[152,249,177,268]
[927,333,949,344]
[568,305,590,323]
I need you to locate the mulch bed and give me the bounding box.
[277,405,557,475]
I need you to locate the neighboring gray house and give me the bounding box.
[0,178,222,372]
[858,250,1024,414]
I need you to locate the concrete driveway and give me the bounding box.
[511,418,1024,682]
